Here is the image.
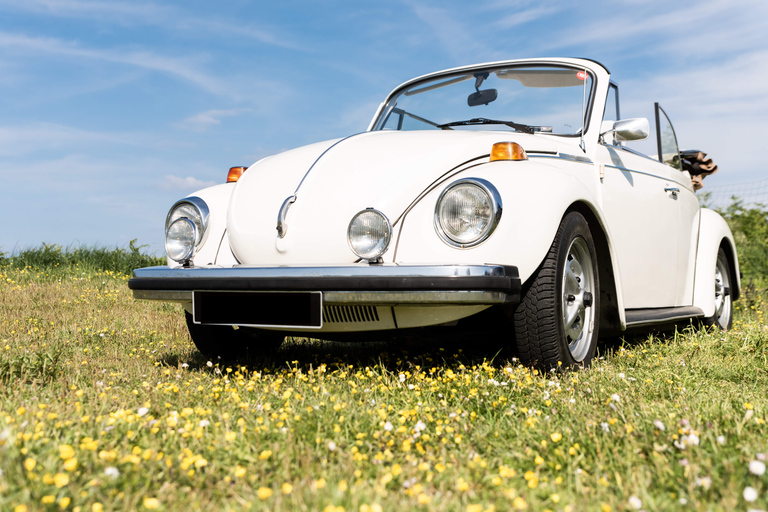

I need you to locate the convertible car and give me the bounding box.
[129,57,739,368]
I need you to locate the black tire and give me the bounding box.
[703,248,733,330]
[185,312,284,362]
[513,211,600,369]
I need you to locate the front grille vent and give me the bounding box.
[323,305,380,324]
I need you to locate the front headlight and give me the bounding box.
[165,197,209,263]
[348,209,392,261]
[435,178,502,248]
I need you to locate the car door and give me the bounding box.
[654,103,699,307]
[595,95,692,309]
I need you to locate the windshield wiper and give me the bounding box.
[437,117,534,134]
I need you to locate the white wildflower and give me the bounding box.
[384,421,393,431]
[696,476,712,489]
[181,363,189,369]
[414,420,426,433]
[749,460,766,476]
[137,407,149,417]
[398,373,406,383]
[611,393,620,402]
[618,373,626,379]
[206,361,213,367]
[744,486,758,502]
[717,435,726,445]
[601,422,610,432]
[199,420,210,428]
[628,495,642,509]
[654,419,665,431]
[327,441,337,451]
[104,467,119,479]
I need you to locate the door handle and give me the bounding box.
[664,186,679,198]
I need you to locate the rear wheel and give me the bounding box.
[704,248,733,330]
[185,312,284,361]
[513,211,600,369]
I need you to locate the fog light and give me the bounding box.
[348,209,392,261]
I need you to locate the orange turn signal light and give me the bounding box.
[490,142,528,162]
[227,166,248,183]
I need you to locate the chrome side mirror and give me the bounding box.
[601,118,649,141]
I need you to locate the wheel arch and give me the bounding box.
[566,201,624,336]
[693,208,741,315]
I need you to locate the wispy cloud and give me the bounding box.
[0,31,230,96]
[160,175,217,191]
[178,108,251,132]
[0,0,305,50]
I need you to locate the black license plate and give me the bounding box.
[193,291,322,328]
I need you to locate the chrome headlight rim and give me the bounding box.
[165,217,198,263]
[165,196,210,249]
[434,178,502,249]
[347,208,392,262]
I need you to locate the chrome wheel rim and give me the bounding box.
[713,253,731,328]
[561,237,595,361]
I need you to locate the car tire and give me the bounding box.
[513,211,600,369]
[185,312,284,362]
[703,248,733,330]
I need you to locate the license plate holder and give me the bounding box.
[193,291,322,329]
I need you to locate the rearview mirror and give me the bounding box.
[601,118,649,141]
[467,89,498,107]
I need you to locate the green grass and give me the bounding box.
[1,252,767,511]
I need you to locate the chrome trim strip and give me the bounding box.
[132,289,508,306]
[528,154,593,164]
[323,290,508,305]
[132,264,509,280]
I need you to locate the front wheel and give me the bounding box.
[513,212,600,369]
[185,312,285,362]
[703,248,733,330]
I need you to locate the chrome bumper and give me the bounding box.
[128,264,520,306]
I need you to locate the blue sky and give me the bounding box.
[1,0,766,254]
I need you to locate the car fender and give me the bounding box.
[166,183,235,267]
[692,208,741,316]
[394,159,627,321]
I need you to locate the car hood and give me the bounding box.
[228,130,564,264]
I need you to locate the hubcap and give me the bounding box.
[561,237,595,361]
[713,254,731,328]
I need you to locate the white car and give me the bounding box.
[129,57,739,368]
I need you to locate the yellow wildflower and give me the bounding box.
[42,496,56,504]
[59,445,75,460]
[53,473,70,488]
[282,483,293,494]
[143,498,160,509]
[234,466,246,478]
[63,458,78,472]
[24,458,36,471]
[550,433,562,442]
[259,450,272,460]
[257,487,273,500]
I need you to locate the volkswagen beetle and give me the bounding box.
[128,57,740,368]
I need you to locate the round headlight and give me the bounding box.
[348,209,392,261]
[166,218,197,262]
[435,178,502,247]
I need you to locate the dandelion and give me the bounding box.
[234,466,246,478]
[282,483,293,494]
[749,460,766,476]
[143,498,160,509]
[550,432,562,442]
[53,473,69,488]
[63,457,78,471]
[23,458,36,471]
[59,445,75,460]
[744,486,758,502]
[257,487,273,500]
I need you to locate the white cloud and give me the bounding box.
[160,175,217,191]
[0,31,230,96]
[179,108,251,132]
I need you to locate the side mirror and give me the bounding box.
[467,89,498,107]
[601,118,649,141]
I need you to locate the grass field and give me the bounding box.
[1,254,767,511]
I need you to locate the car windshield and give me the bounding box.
[374,65,594,136]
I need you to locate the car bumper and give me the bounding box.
[128,264,521,306]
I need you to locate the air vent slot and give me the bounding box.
[323,305,380,323]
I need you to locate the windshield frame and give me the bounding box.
[372,62,599,138]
